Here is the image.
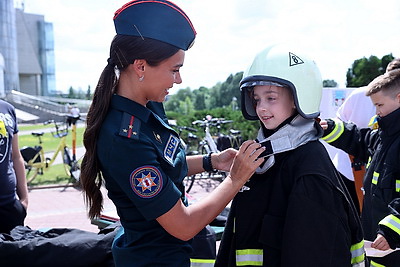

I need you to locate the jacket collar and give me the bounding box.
[378,107,400,137]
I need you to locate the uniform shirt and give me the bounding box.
[97,95,190,266]
[0,100,18,206]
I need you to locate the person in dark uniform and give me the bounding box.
[215,44,366,267]
[321,69,400,266]
[79,1,265,266]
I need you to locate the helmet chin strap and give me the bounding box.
[255,115,322,174]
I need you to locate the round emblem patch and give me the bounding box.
[130,166,163,198]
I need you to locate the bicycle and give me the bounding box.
[20,116,81,186]
[183,116,242,193]
[173,125,199,156]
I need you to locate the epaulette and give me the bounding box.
[119,112,141,139]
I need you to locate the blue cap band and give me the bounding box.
[114,0,196,50]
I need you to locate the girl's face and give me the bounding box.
[253,84,296,130]
[144,50,185,103]
[370,90,400,117]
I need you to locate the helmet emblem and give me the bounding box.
[289,52,304,67]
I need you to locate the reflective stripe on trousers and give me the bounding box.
[236,249,263,266]
[190,258,215,267]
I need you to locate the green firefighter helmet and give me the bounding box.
[240,44,322,120]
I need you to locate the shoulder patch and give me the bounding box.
[130,166,163,198]
[119,112,141,139]
[164,134,180,165]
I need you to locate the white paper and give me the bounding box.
[364,240,400,257]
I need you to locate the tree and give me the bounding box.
[178,97,194,115]
[86,85,92,100]
[164,87,193,112]
[192,87,208,110]
[68,86,76,98]
[346,54,395,87]
[323,79,338,87]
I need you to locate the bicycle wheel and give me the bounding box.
[20,146,42,184]
[25,163,41,184]
[62,147,72,178]
[63,147,81,186]
[183,175,196,193]
[70,160,81,185]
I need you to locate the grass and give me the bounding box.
[19,123,85,187]
[19,127,85,152]
[27,164,74,187]
[19,123,55,132]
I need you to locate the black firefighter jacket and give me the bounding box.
[215,140,364,267]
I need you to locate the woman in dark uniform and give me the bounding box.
[80,1,265,266]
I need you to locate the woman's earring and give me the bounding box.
[139,75,144,82]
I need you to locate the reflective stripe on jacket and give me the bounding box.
[379,214,400,236]
[190,258,215,267]
[235,249,263,266]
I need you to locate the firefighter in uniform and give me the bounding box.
[321,69,400,266]
[215,44,366,267]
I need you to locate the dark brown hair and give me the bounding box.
[81,35,179,219]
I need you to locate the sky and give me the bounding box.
[18,0,400,94]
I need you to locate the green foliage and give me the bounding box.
[165,72,243,113]
[166,107,259,141]
[323,79,338,87]
[86,85,92,100]
[27,164,73,187]
[165,71,256,142]
[346,54,395,87]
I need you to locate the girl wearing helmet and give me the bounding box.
[215,45,365,267]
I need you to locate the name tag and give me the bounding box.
[164,134,179,165]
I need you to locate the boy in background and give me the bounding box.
[321,69,400,266]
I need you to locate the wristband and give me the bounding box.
[203,152,215,172]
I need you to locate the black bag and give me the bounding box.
[217,135,233,151]
[190,225,216,260]
[0,223,120,267]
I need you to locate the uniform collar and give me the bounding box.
[110,94,175,132]
[111,94,153,122]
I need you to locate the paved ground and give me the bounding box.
[24,176,221,233]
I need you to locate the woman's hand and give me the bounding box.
[228,140,265,185]
[212,148,237,172]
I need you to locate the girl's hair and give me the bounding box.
[81,35,179,219]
